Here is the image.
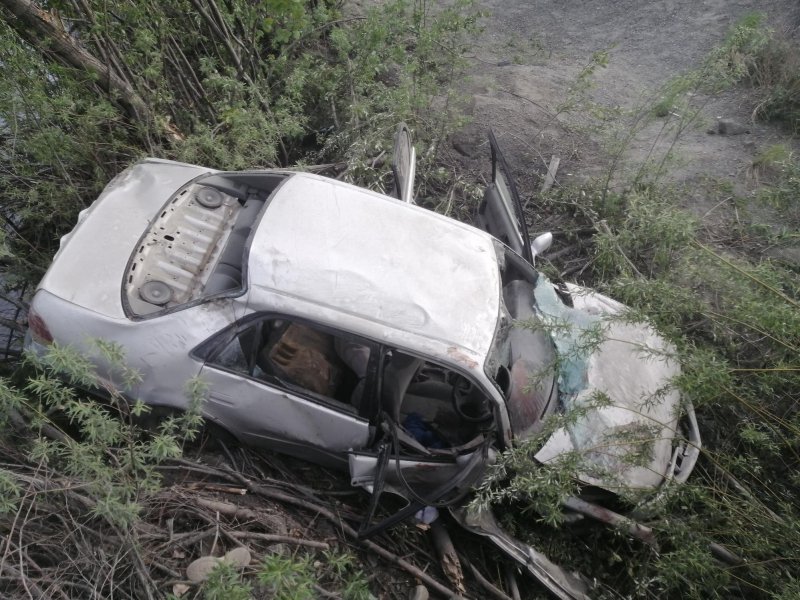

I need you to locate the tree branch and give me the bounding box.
[0,0,150,122]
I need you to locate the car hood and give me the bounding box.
[37,159,211,318]
[532,277,683,492]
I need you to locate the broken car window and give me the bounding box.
[207,317,372,412]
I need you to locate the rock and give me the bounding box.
[409,584,429,600]
[186,556,221,583]
[266,543,288,555]
[224,546,252,567]
[716,118,750,135]
[186,546,251,583]
[172,583,191,597]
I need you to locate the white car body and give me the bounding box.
[26,132,699,600]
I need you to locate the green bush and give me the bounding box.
[476,14,800,598]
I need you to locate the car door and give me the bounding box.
[475,130,534,263]
[347,347,493,536]
[195,314,376,466]
[391,122,416,204]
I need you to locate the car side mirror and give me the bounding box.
[530,232,553,261]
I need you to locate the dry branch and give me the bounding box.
[458,552,513,600]
[540,155,561,193]
[220,466,464,599]
[193,496,260,520]
[430,519,466,594]
[229,531,330,550]
[0,0,150,121]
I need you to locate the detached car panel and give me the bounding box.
[26,133,699,600]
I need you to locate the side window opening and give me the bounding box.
[208,318,372,413]
[258,322,344,397]
[213,334,251,373]
[381,350,494,450]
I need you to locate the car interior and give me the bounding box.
[210,318,495,450]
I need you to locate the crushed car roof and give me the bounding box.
[249,173,502,358]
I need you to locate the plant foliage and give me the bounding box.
[475,14,800,599]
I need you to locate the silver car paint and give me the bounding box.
[39,159,213,319]
[28,156,699,600]
[248,172,502,358]
[201,365,370,452]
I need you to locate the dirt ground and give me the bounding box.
[452,0,800,249]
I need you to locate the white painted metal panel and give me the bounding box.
[38,159,211,318]
[249,174,502,358]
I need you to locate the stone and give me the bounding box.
[450,127,484,158]
[186,556,221,583]
[224,546,252,567]
[409,584,429,600]
[716,118,749,135]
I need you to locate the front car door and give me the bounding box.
[347,347,494,535]
[475,130,533,263]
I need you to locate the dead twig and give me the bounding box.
[220,466,464,599]
[709,542,745,566]
[184,482,247,495]
[193,497,259,521]
[430,519,466,594]
[229,531,330,550]
[1,560,48,600]
[540,155,561,194]
[457,552,513,600]
[313,583,342,599]
[503,564,522,600]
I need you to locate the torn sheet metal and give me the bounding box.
[450,505,591,600]
[348,450,484,493]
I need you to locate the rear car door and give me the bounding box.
[195,315,376,465]
[475,130,533,263]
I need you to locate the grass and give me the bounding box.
[745,28,800,131]
[195,550,371,600]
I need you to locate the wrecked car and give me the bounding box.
[25,127,700,599]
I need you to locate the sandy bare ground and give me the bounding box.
[454,0,799,245]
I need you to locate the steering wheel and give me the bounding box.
[451,375,493,423]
